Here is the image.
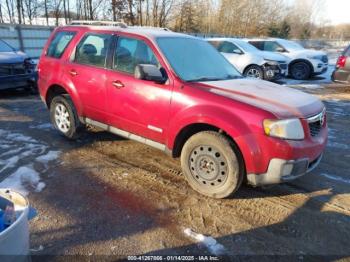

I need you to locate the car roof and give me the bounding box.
[58,25,195,40]
[247,38,284,42]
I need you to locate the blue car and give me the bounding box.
[0,39,37,92]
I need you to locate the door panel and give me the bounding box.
[105,36,172,143]
[68,33,112,121]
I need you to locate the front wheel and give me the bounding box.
[50,95,82,139]
[290,62,311,80]
[181,131,244,198]
[244,65,264,79]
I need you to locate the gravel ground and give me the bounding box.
[0,82,350,261]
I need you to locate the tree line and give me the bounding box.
[0,0,348,40]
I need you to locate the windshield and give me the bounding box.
[234,39,259,52]
[157,37,241,82]
[0,40,14,52]
[278,39,304,51]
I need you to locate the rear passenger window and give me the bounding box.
[47,31,76,58]
[113,37,159,74]
[74,34,112,67]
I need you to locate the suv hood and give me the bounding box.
[0,51,27,64]
[201,78,324,118]
[260,51,289,62]
[287,49,326,58]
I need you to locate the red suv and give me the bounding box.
[38,22,327,198]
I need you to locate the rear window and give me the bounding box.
[47,31,76,58]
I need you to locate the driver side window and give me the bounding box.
[113,37,159,74]
[264,41,281,52]
[218,41,242,54]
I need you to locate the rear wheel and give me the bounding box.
[290,61,311,80]
[50,95,82,139]
[244,65,264,79]
[181,131,243,198]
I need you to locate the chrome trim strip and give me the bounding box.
[147,125,163,133]
[307,108,326,123]
[85,117,166,151]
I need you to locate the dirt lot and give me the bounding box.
[0,83,350,261]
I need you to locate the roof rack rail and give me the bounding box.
[70,20,128,28]
[130,26,172,32]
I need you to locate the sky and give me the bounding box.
[324,0,350,25]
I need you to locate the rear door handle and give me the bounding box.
[112,80,124,89]
[69,69,78,76]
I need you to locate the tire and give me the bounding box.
[50,95,82,139]
[244,65,264,79]
[180,131,244,198]
[290,61,311,80]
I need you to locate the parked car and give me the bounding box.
[207,38,289,81]
[248,38,329,80]
[332,44,350,83]
[38,22,327,198]
[0,39,37,92]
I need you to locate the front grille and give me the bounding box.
[0,63,26,76]
[307,109,326,137]
[321,55,328,63]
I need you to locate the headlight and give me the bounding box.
[308,55,323,60]
[263,118,304,140]
[264,59,279,65]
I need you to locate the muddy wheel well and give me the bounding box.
[172,123,221,158]
[46,85,68,108]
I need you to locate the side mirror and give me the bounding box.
[276,47,286,53]
[134,64,167,84]
[233,50,243,55]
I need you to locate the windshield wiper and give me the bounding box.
[186,75,243,83]
[186,77,223,82]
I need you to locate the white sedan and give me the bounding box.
[207,38,289,81]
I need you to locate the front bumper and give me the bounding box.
[0,72,37,90]
[263,63,288,80]
[311,60,328,75]
[247,154,323,186]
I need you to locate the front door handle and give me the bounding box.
[69,69,78,76]
[112,80,124,89]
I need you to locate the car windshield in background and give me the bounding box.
[278,39,304,51]
[0,40,14,52]
[235,40,259,52]
[157,37,242,82]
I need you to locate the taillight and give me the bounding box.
[336,55,347,68]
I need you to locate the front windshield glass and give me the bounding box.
[157,37,242,82]
[0,40,14,52]
[278,39,304,51]
[234,39,259,52]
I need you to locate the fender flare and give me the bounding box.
[45,82,83,116]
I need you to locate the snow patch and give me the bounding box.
[29,123,53,130]
[36,151,60,163]
[296,84,324,89]
[0,166,46,196]
[184,228,226,255]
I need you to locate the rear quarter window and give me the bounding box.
[47,31,76,58]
